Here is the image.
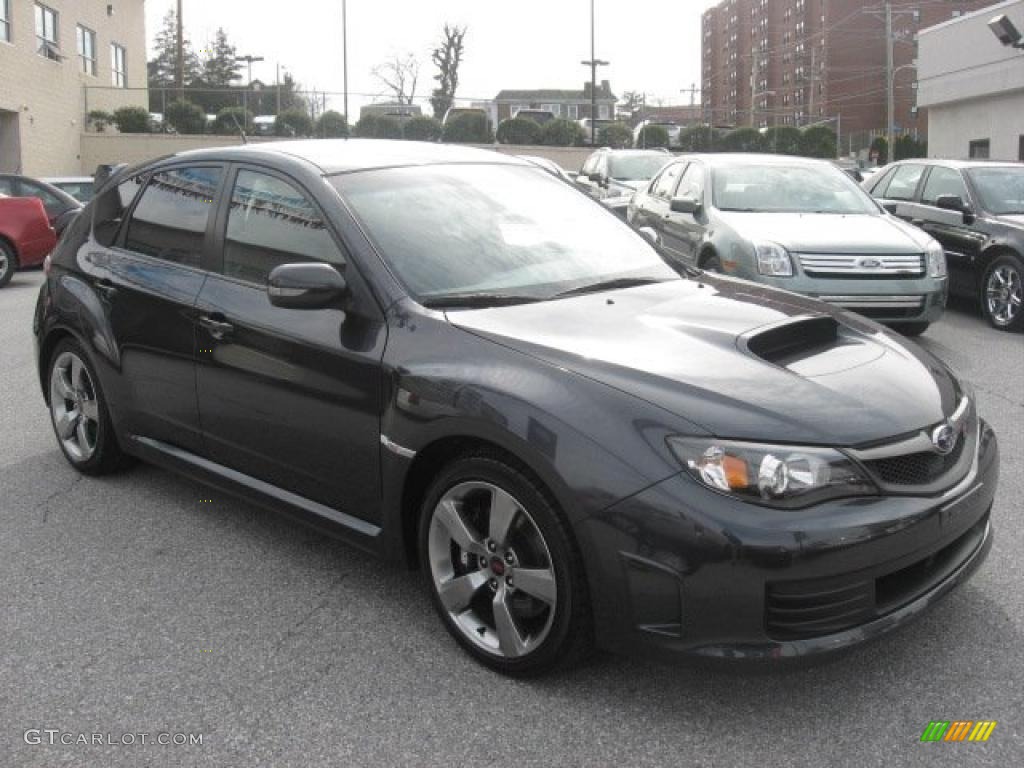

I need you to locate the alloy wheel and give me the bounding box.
[0,251,9,282]
[49,351,100,462]
[427,481,557,659]
[986,263,1022,327]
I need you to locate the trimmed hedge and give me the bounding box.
[496,117,543,145]
[443,112,493,143]
[635,124,670,149]
[275,108,313,137]
[599,122,634,149]
[541,118,584,147]
[403,115,443,142]
[112,106,151,134]
[166,100,206,135]
[214,107,253,135]
[316,110,350,138]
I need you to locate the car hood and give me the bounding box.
[448,278,961,446]
[715,211,932,253]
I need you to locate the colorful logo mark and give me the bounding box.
[921,721,997,742]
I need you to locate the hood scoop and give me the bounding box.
[743,316,841,367]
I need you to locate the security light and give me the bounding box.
[988,14,1024,48]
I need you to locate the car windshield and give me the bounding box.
[712,163,878,214]
[608,155,670,182]
[968,167,1024,215]
[333,164,678,302]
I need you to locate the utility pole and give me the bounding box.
[580,0,609,146]
[276,62,281,115]
[175,0,184,97]
[342,0,349,122]
[885,1,894,160]
[680,83,699,106]
[236,54,264,115]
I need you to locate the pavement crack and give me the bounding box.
[272,573,348,653]
[38,472,83,523]
[971,382,1024,411]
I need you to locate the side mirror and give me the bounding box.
[935,194,968,213]
[670,196,701,215]
[588,172,603,183]
[637,226,659,245]
[268,263,347,309]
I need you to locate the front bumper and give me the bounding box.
[576,419,998,662]
[756,274,948,324]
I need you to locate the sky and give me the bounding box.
[145,0,719,115]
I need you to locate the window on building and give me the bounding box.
[224,170,342,284]
[1,0,11,44]
[567,104,578,120]
[111,43,126,87]
[968,139,990,160]
[1019,135,1024,163]
[34,3,59,60]
[76,25,95,75]
[598,104,610,119]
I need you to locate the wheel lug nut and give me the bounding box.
[506,576,514,588]
[504,552,515,565]
[488,578,498,590]
[479,556,488,569]
[487,541,497,553]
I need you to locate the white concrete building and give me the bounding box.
[917,0,1024,162]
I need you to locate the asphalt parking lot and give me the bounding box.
[1,268,1021,767]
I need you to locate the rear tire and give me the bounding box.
[701,251,722,273]
[981,252,1024,331]
[418,453,592,677]
[891,321,930,337]
[0,240,17,288]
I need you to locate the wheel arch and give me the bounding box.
[697,243,718,268]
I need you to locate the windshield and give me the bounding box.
[333,164,677,302]
[712,163,878,214]
[968,167,1024,215]
[608,154,670,182]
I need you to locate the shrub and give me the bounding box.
[894,134,927,161]
[496,117,543,145]
[678,125,721,152]
[112,106,151,134]
[869,136,888,165]
[374,116,403,139]
[597,122,634,149]
[540,118,585,147]
[214,107,253,135]
[87,110,115,133]
[354,114,379,137]
[275,108,313,137]
[316,110,350,138]
[443,112,493,143]
[800,125,838,159]
[634,124,670,149]
[165,100,206,134]
[760,126,803,155]
[720,127,766,152]
[402,115,443,142]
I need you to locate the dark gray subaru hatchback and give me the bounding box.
[34,140,998,676]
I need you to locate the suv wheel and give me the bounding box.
[982,252,1023,331]
[0,240,17,288]
[418,455,592,676]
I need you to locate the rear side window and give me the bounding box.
[676,163,704,201]
[222,169,342,285]
[93,175,145,247]
[879,164,925,202]
[921,167,969,206]
[124,167,222,267]
[653,162,684,198]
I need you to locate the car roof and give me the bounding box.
[164,138,526,175]
[884,158,1023,170]
[42,176,93,183]
[677,153,833,168]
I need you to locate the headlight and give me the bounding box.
[925,240,947,278]
[667,437,876,508]
[753,241,794,276]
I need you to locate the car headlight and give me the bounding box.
[667,437,876,508]
[925,240,947,278]
[753,241,794,277]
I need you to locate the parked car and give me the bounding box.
[252,115,277,136]
[633,119,682,147]
[864,159,1024,331]
[629,153,948,335]
[0,174,82,237]
[577,117,616,143]
[35,140,997,676]
[43,176,95,203]
[0,193,56,287]
[576,148,672,218]
[512,109,557,125]
[517,155,573,183]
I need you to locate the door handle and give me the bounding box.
[199,314,234,339]
[95,279,117,299]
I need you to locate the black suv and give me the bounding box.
[865,160,1024,331]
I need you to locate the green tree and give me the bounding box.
[403,115,443,142]
[112,106,151,133]
[496,117,543,145]
[166,100,206,134]
[214,107,253,135]
[275,108,313,137]
[800,125,838,158]
[720,127,766,152]
[374,116,403,139]
[541,118,585,147]
[679,125,720,152]
[869,136,889,165]
[599,122,635,148]
[634,124,670,149]
[87,110,115,132]
[430,24,467,119]
[761,126,803,155]
[202,28,242,88]
[894,134,927,160]
[148,9,201,87]
[442,112,492,143]
[354,114,379,137]
[316,110,350,138]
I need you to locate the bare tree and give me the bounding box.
[371,53,420,105]
[430,24,467,119]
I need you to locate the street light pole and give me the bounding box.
[236,54,264,116]
[342,0,349,122]
[580,0,609,146]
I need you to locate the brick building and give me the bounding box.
[700,0,995,149]
[0,0,148,175]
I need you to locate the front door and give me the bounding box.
[915,166,986,298]
[195,166,387,520]
[662,162,706,266]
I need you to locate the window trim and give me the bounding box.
[968,138,990,160]
[77,24,96,76]
[1,0,12,45]
[110,42,126,87]
[919,164,971,209]
[34,2,59,60]
[878,163,926,202]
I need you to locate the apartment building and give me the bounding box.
[0,0,147,175]
[701,0,994,145]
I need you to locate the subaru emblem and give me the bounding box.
[931,422,958,455]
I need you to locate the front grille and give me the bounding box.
[864,437,966,485]
[798,252,925,278]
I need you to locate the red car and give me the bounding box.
[0,195,57,288]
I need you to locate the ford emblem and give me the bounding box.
[858,257,883,269]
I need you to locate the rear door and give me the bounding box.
[872,163,926,223]
[916,165,986,297]
[194,164,386,520]
[644,161,686,258]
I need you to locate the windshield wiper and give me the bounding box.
[420,292,544,309]
[552,276,668,298]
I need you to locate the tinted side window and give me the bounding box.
[93,175,145,247]
[653,162,684,198]
[223,169,342,285]
[921,167,968,206]
[866,167,895,196]
[124,167,221,266]
[20,180,63,212]
[880,164,925,201]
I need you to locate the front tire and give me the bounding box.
[981,252,1024,331]
[700,250,722,273]
[418,454,592,676]
[0,240,17,288]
